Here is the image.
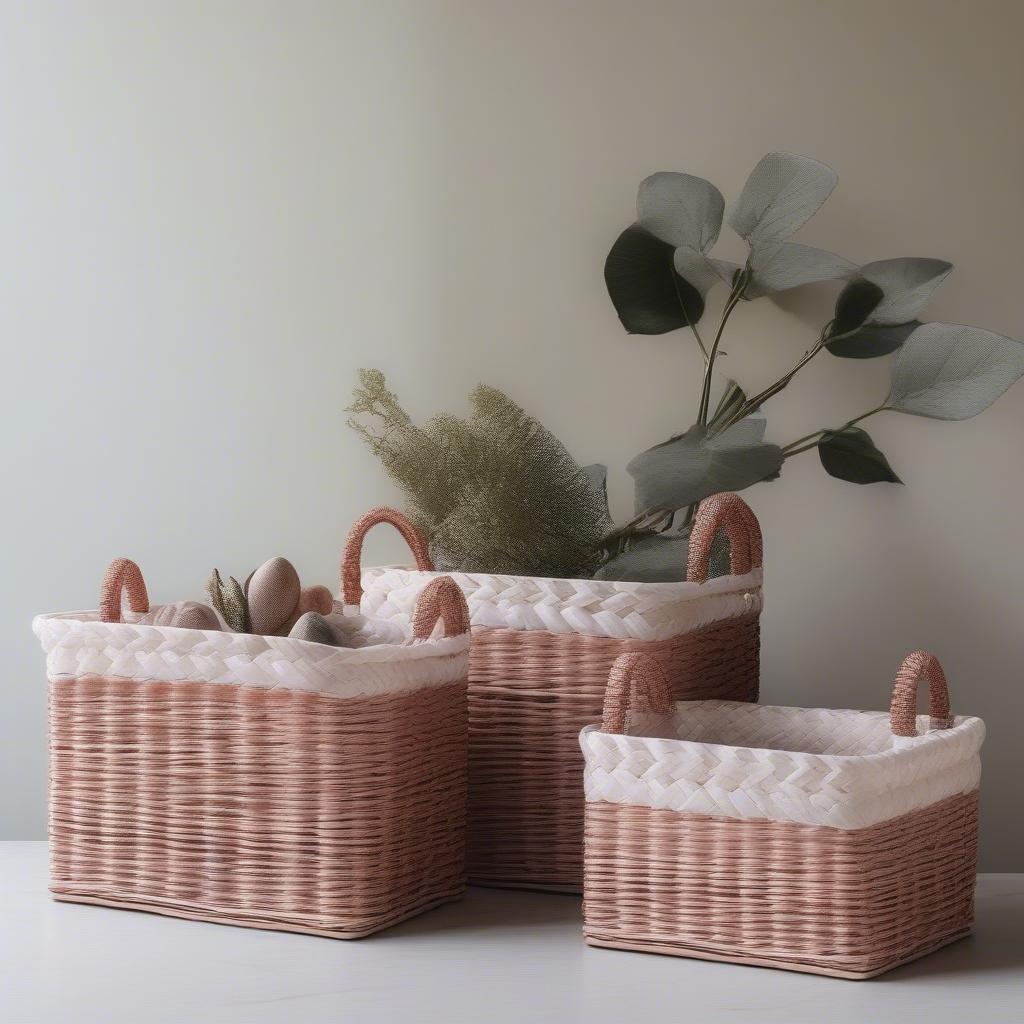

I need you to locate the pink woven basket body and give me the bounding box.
[345,493,763,892]
[38,565,472,939]
[580,652,984,978]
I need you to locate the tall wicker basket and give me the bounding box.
[344,491,763,891]
[34,559,472,938]
[580,651,984,978]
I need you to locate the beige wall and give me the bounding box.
[2,0,1022,867]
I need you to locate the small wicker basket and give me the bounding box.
[580,651,984,978]
[346,492,763,891]
[34,559,471,938]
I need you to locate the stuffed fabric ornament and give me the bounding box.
[245,557,333,636]
[126,600,222,631]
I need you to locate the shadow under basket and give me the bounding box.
[347,492,764,893]
[580,651,984,978]
[36,559,472,938]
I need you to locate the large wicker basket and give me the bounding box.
[34,559,471,938]
[345,492,763,891]
[580,651,984,978]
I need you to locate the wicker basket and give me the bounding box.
[580,651,985,978]
[34,558,472,938]
[344,492,763,891]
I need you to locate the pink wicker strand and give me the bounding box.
[601,653,671,734]
[342,506,434,606]
[686,493,759,583]
[99,558,149,623]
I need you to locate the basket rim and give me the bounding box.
[362,562,763,597]
[580,699,985,765]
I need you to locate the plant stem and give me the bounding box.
[673,275,710,363]
[697,271,748,427]
[782,406,889,459]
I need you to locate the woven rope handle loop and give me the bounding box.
[686,492,762,583]
[99,558,150,623]
[411,576,470,639]
[341,506,435,606]
[601,653,672,734]
[890,650,953,737]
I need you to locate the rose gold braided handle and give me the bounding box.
[341,506,435,606]
[686,492,763,583]
[99,558,150,623]
[890,650,954,737]
[411,576,471,639]
[601,652,672,734]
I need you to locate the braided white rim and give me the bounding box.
[359,566,763,640]
[580,700,984,830]
[34,605,469,700]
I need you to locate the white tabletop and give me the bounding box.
[2,843,1021,1023]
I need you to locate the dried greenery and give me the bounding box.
[205,568,250,633]
[347,369,613,578]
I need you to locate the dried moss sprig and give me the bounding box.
[206,568,250,633]
[347,369,613,579]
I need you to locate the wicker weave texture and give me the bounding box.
[583,791,979,978]
[49,676,468,938]
[467,615,759,890]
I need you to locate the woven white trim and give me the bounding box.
[580,700,985,830]
[358,566,763,641]
[33,605,469,700]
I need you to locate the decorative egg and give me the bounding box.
[246,557,302,636]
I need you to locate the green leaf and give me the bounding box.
[593,533,690,582]
[826,320,920,359]
[746,242,856,297]
[637,172,724,252]
[628,425,784,511]
[605,224,704,333]
[861,258,953,325]
[831,280,884,336]
[729,152,838,246]
[818,427,902,484]
[889,323,1024,419]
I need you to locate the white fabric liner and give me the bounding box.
[580,699,984,830]
[34,603,469,700]
[358,565,763,641]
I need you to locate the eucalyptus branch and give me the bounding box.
[782,405,890,459]
[673,275,709,362]
[697,270,749,426]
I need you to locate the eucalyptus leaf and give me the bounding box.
[729,152,839,246]
[746,242,856,297]
[605,224,704,332]
[628,425,784,511]
[593,533,691,582]
[889,323,1024,419]
[709,258,742,287]
[861,258,953,325]
[637,172,724,252]
[831,280,884,336]
[826,320,921,359]
[818,427,902,484]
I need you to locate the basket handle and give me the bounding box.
[601,652,671,734]
[890,650,954,737]
[411,576,470,639]
[99,558,150,623]
[686,492,762,583]
[341,506,435,607]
